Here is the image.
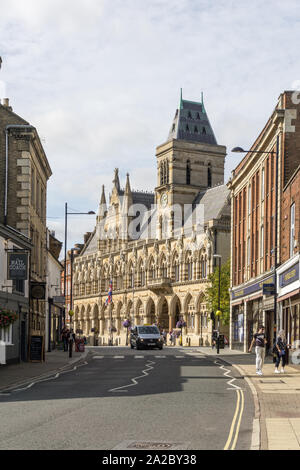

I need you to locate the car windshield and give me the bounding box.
[137,326,160,335]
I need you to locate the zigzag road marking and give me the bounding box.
[109,361,156,392]
[213,360,245,450]
[1,361,89,395]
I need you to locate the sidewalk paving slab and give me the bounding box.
[0,349,88,392]
[197,346,300,450]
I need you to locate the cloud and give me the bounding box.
[1,0,300,249]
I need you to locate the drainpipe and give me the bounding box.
[4,124,35,225]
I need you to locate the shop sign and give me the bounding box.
[7,252,28,280]
[30,282,46,300]
[232,275,275,300]
[263,283,275,296]
[279,262,299,288]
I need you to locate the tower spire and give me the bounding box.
[97,184,107,221]
[125,173,131,195]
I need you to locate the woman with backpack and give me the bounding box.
[274,330,290,374]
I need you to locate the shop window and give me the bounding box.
[0,325,12,344]
[290,203,295,256]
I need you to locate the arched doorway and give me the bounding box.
[157,297,169,331]
[146,297,156,325]
[170,295,181,329]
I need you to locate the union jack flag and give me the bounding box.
[105,280,112,305]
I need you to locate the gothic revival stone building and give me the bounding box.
[72,94,231,346]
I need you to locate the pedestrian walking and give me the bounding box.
[248,325,267,375]
[212,330,218,349]
[162,329,167,345]
[61,327,69,352]
[274,330,289,374]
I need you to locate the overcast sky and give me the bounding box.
[1,0,300,251]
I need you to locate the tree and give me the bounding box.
[205,258,230,325]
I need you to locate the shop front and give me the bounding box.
[230,273,275,353]
[277,255,300,352]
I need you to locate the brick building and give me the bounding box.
[61,243,83,327]
[228,91,300,352]
[0,98,52,353]
[277,164,300,349]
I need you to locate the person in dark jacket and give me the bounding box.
[61,327,69,352]
[274,330,289,374]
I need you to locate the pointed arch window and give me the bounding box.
[187,258,193,280]
[196,112,201,120]
[160,162,164,185]
[139,263,145,287]
[175,260,180,282]
[202,127,206,134]
[160,160,169,185]
[186,160,191,185]
[188,111,192,119]
[194,126,198,133]
[186,124,190,132]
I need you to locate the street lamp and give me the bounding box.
[63,202,95,329]
[213,254,222,354]
[231,142,279,346]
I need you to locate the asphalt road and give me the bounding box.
[0,347,254,450]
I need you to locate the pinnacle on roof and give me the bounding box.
[113,168,121,192]
[97,184,107,219]
[125,173,131,195]
[168,90,217,145]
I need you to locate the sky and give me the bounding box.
[1,0,300,252]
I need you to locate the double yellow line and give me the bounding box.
[224,388,245,450]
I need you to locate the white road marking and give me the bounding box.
[113,356,125,359]
[154,355,166,358]
[175,356,185,359]
[1,361,89,395]
[109,361,155,392]
[134,356,144,359]
[213,360,245,450]
[93,356,104,359]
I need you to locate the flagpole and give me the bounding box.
[109,302,113,346]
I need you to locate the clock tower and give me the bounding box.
[155,91,226,221]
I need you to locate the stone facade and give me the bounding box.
[0,99,52,341]
[72,95,231,346]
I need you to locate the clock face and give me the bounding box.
[161,192,168,208]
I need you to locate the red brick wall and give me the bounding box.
[281,166,300,263]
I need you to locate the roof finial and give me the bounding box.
[201,91,206,113]
[180,88,183,110]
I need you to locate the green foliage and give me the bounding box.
[205,259,230,325]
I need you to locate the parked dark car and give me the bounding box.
[130,325,163,350]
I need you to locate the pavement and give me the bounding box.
[0,348,88,392]
[195,346,300,450]
[0,344,300,450]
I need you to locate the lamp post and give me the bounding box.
[232,141,279,347]
[63,202,95,327]
[213,254,222,354]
